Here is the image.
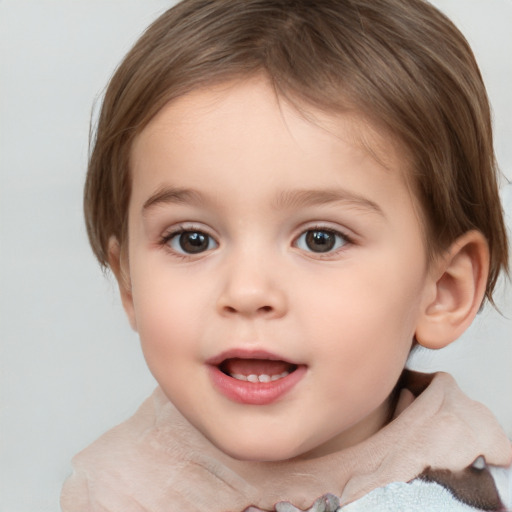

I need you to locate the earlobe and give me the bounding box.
[108,236,138,331]
[415,231,489,350]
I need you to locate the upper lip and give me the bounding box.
[205,348,301,367]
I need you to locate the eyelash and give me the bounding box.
[159,225,218,258]
[158,225,354,258]
[293,226,353,257]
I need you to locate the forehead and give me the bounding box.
[129,77,415,208]
[131,74,412,172]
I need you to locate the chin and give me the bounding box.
[213,436,306,463]
[228,448,295,463]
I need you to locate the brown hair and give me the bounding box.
[84,0,508,303]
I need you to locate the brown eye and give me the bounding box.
[296,229,347,253]
[169,230,217,254]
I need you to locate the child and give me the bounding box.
[61,0,512,510]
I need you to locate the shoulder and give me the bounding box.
[416,456,512,511]
[340,460,512,512]
[66,388,160,472]
[60,387,242,512]
[60,394,153,511]
[264,474,512,512]
[340,479,497,512]
[60,388,193,512]
[245,464,512,512]
[489,461,512,510]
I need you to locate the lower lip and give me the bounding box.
[208,365,307,405]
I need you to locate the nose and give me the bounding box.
[216,252,287,319]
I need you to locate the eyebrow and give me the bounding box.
[272,188,385,216]
[142,186,205,213]
[142,185,384,217]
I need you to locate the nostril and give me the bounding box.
[223,305,273,314]
[217,286,286,317]
[221,304,274,315]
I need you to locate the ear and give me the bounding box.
[415,230,489,349]
[108,236,138,331]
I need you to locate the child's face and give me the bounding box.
[122,77,435,461]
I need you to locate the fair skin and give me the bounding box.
[110,77,489,462]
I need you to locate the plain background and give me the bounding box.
[0,1,511,511]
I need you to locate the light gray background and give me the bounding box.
[0,1,511,511]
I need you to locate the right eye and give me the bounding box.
[167,230,218,254]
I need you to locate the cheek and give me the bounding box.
[301,254,426,364]
[306,269,422,423]
[129,262,206,361]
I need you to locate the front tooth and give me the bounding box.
[270,371,290,381]
[232,372,291,383]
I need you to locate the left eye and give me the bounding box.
[295,229,348,253]
[167,230,218,254]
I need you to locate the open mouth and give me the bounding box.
[218,358,298,383]
[207,350,306,404]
